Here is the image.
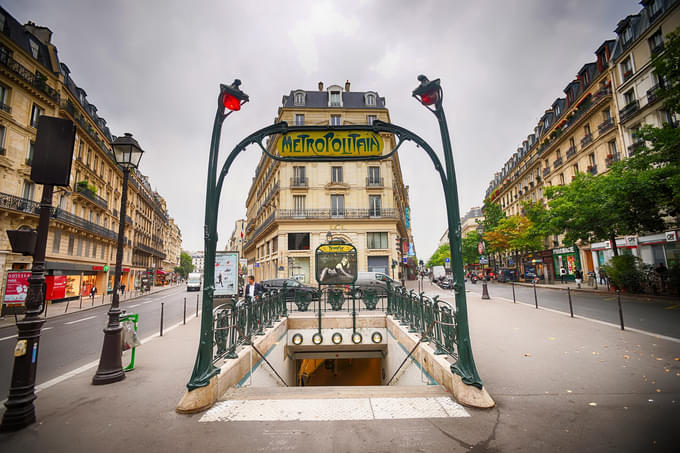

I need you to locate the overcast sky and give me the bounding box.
[7,0,639,260]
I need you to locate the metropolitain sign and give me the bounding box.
[277,130,384,157]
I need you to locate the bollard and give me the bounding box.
[512,282,516,303]
[533,282,538,309]
[64,300,70,314]
[481,281,490,300]
[44,301,49,318]
[79,294,83,309]
[160,302,165,336]
[567,287,574,318]
[616,289,624,331]
[183,297,187,325]
[102,293,105,305]
[196,294,199,317]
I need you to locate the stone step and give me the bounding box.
[221,384,450,401]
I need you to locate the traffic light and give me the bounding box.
[395,237,402,253]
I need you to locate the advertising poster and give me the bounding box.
[45,275,67,301]
[3,271,31,306]
[315,244,357,285]
[214,251,239,296]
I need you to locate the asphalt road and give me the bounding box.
[430,279,680,339]
[0,285,199,400]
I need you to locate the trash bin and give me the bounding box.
[120,313,140,371]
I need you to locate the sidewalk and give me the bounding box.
[0,282,182,329]
[0,283,678,451]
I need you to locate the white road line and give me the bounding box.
[43,327,53,331]
[64,315,97,325]
[129,304,140,308]
[34,359,100,393]
[0,334,17,341]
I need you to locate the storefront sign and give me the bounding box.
[277,130,384,157]
[214,251,239,297]
[666,231,678,242]
[2,271,31,306]
[553,245,575,255]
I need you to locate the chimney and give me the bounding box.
[345,80,350,92]
[318,81,324,91]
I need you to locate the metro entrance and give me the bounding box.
[183,75,488,410]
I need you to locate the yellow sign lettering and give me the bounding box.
[277,131,384,157]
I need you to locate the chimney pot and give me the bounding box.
[318,81,324,91]
[345,80,350,92]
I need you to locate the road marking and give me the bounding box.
[64,315,97,325]
[0,334,17,341]
[200,397,468,422]
[129,304,140,308]
[490,295,680,343]
[43,327,53,331]
[665,304,680,310]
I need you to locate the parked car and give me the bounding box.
[351,272,401,298]
[438,278,453,289]
[261,278,319,301]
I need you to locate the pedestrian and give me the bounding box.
[121,284,126,295]
[598,269,606,285]
[244,275,263,302]
[559,266,567,284]
[574,268,582,289]
[90,285,97,301]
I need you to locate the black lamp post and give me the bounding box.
[326,231,333,243]
[92,133,144,385]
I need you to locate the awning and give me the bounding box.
[156,269,168,275]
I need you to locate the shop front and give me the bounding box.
[522,250,553,282]
[551,245,581,281]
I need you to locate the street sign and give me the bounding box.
[479,256,488,264]
[277,130,384,157]
[402,257,407,264]
[445,257,450,262]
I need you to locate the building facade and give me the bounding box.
[483,0,680,280]
[191,251,204,273]
[243,81,413,284]
[0,9,180,311]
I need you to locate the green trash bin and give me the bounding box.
[120,313,139,371]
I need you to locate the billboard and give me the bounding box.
[3,271,31,306]
[214,251,239,296]
[315,243,357,285]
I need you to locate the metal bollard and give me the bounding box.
[616,289,624,330]
[567,287,574,318]
[196,294,199,317]
[481,281,490,300]
[533,282,538,309]
[512,282,516,303]
[160,302,165,336]
[183,297,187,325]
[79,294,83,309]
[102,293,105,305]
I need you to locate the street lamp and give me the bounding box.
[326,231,333,243]
[92,133,144,385]
[412,75,483,389]
[186,80,248,391]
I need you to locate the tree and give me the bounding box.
[427,243,450,267]
[481,197,506,233]
[544,171,664,256]
[652,30,680,115]
[174,251,195,278]
[461,231,483,266]
[483,215,543,258]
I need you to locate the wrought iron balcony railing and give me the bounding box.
[647,83,663,104]
[580,133,593,148]
[619,99,639,122]
[597,118,614,135]
[0,102,10,113]
[0,191,40,215]
[74,184,108,209]
[366,177,384,187]
[566,146,577,159]
[553,157,563,169]
[290,177,308,188]
[587,165,598,175]
[605,152,620,167]
[52,208,117,240]
[0,51,60,102]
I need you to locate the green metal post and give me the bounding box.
[413,75,483,389]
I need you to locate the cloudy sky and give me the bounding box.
[8,0,639,260]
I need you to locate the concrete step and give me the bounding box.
[221,384,450,401]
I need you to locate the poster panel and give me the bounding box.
[315,243,357,285]
[3,271,31,306]
[214,251,239,296]
[45,275,67,301]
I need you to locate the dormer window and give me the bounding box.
[293,91,305,106]
[622,25,632,44]
[366,94,376,106]
[647,0,662,20]
[29,39,39,59]
[330,91,341,107]
[554,105,561,117]
[582,71,590,87]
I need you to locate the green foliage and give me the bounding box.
[427,243,450,267]
[481,198,506,233]
[461,231,482,266]
[544,171,664,255]
[482,215,542,255]
[175,251,194,278]
[669,262,680,296]
[652,30,680,115]
[600,254,644,293]
[76,180,97,195]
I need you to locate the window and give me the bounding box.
[67,235,74,255]
[0,14,5,33]
[29,39,39,59]
[26,140,35,165]
[603,109,611,121]
[648,0,662,19]
[0,124,6,154]
[84,239,90,257]
[30,104,43,128]
[52,229,61,254]
[92,241,97,258]
[368,166,381,185]
[588,153,596,167]
[86,149,91,167]
[22,180,35,200]
[584,124,591,136]
[554,104,561,117]
[367,115,377,125]
[331,194,344,216]
[366,94,376,106]
[94,156,98,173]
[649,29,664,54]
[569,137,575,148]
[288,233,310,250]
[582,70,590,87]
[0,83,9,111]
[330,91,341,107]
[293,195,306,214]
[622,25,632,44]
[623,89,635,106]
[293,166,306,185]
[101,243,105,259]
[295,114,304,126]
[77,237,83,256]
[572,164,579,174]
[367,232,388,249]
[369,195,381,216]
[621,56,633,82]
[609,140,618,156]
[559,173,565,185]
[77,141,83,160]
[331,166,343,183]
[294,92,305,105]
[330,114,341,126]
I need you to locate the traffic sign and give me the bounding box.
[445,257,450,263]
